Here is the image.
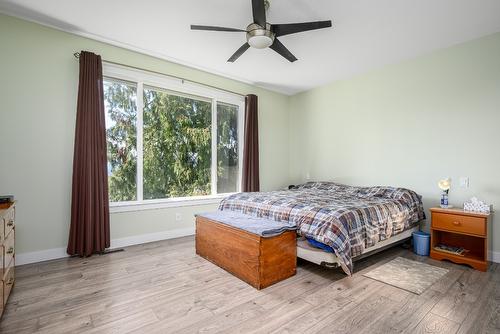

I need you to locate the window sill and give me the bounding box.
[109,194,231,213]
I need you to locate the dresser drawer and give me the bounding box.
[2,231,14,270]
[0,218,3,245]
[2,266,14,306]
[432,212,485,236]
[0,276,3,315]
[0,206,14,243]
[4,207,15,239]
[0,244,3,279]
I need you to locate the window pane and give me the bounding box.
[217,102,239,193]
[143,87,212,199]
[104,79,138,202]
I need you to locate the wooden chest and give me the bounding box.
[195,216,296,289]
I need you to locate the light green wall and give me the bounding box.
[2,13,500,259]
[289,32,500,254]
[0,14,290,255]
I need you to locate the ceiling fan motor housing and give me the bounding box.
[246,23,275,49]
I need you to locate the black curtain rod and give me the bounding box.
[73,52,245,98]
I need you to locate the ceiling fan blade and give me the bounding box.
[269,38,297,62]
[271,20,332,37]
[191,25,245,32]
[228,43,250,62]
[251,0,266,27]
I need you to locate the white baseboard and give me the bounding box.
[109,227,195,249]
[489,251,500,263]
[16,227,195,266]
[16,230,500,266]
[16,247,68,266]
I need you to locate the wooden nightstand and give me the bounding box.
[430,207,490,271]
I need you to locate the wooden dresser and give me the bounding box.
[430,207,490,271]
[0,202,15,318]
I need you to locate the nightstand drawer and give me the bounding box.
[432,212,485,236]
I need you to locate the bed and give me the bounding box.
[219,182,425,275]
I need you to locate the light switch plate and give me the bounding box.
[459,177,470,188]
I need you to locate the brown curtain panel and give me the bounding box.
[67,51,110,256]
[242,94,260,192]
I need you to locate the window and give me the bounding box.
[217,102,239,194]
[103,64,244,208]
[104,79,138,202]
[142,87,212,199]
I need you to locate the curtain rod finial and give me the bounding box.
[74,52,80,59]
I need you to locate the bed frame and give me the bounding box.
[196,210,420,278]
[297,225,419,268]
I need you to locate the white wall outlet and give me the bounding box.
[175,213,182,221]
[459,177,470,188]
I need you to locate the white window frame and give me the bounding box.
[103,63,245,213]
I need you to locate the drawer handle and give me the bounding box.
[452,221,461,226]
[6,247,14,254]
[7,220,14,227]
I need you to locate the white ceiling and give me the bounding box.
[2,0,500,95]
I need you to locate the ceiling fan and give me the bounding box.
[191,0,332,63]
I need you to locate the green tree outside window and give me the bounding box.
[104,80,240,202]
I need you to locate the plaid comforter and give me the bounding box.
[219,182,425,275]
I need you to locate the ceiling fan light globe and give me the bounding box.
[248,35,273,49]
[246,24,275,49]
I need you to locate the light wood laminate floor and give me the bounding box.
[2,236,499,333]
